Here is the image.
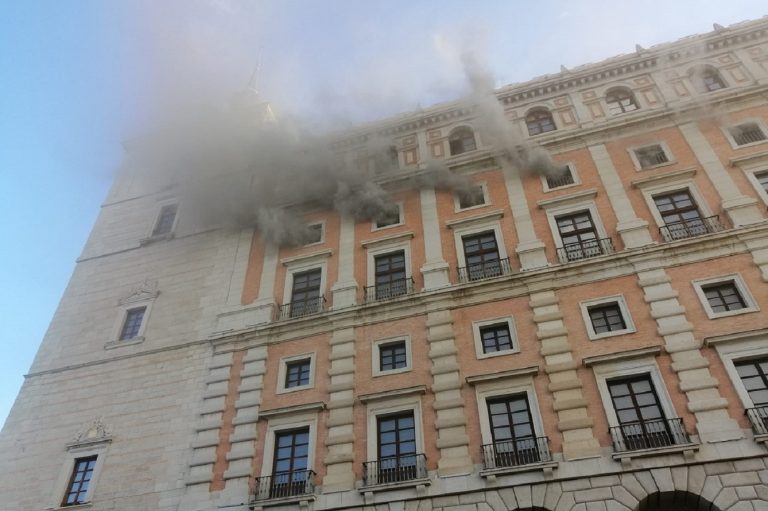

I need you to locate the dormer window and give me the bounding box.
[606,88,638,115]
[448,127,477,156]
[525,109,557,136]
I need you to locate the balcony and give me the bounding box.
[610,417,693,453]
[364,277,415,303]
[481,436,552,471]
[659,215,724,242]
[746,406,768,438]
[362,453,428,487]
[557,238,614,263]
[276,296,326,321]
[458,258,512,283]
[253,470,315,502]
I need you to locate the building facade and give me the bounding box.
[4,17,768,511]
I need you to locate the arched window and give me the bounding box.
[606,87,639,115]
[525,109,557,136]
[699,67,726,92]
[449,127,477,156]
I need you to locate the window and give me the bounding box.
[693,274,757,319]
[62,455,97,507]
[735,358,768,408]
[754,171,768,195]
[580,295,634,340]
[653,189,720,240]
[634,145,669,169]
[525,109,557,136]
[729,122,767,146]
[479,323,513,354]
[373,251,408,300]
[269,428,312,499]
[544,165,576,190]
[457,184,486,210]
[379,340,407,372]
[119,306,146,341]
[555,210,606,261]
[374,204,402,229]
[460,231,506,281]
[485,394,541,467]
[303,223,323,245]
[277,353,315,392]
[606,88,638,115]
[286,269,322,318]
[151,203,178,237]
[375,411,419,483]
[448,127,477,156]
[700,68,726,92]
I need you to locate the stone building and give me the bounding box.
[3,16,768,511]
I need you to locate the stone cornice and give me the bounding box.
[358,385,427,403]
[704,327,768,347]
[630,167,697,189]
[280,249,334,266]
[465,366,539,385]
[445,209,505,229]
[583,346,662,367]
[729,149,768,167]
[536,189,598,209]
[258,401,326,418]
[360,231,414,248]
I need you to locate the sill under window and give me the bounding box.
[705,307,759,320]
[104,336,145,350]
[139,232,174,246]
[480,460,558,479]
[358,476,431,493]
[49,504,93,510]
[611,442,699,464]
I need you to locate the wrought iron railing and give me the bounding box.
[546,170,575,189]
[638,151,669,168]
[458,258,512,283]
[746,406,768,436]
[277,295,326,320]
[557,237,614,262]
[481,436,551,470]
[610,418,691,452]
[732,127,767,146]
[659,215,724,242]
[362,453,427,486]
[254,470,315,501]
[364,277,415,302]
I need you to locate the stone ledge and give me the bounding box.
[250,494,315,509]
[259,402,326,418]
[359,385,427,403]
[480,460,558,479]
[612,442,699,464]
[358,477,431,495]
[466,366,539,385]
[445,209,505,228]
[583,346,661,367]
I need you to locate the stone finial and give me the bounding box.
[560,65,569,74]
[635,44,645,53]
[713,23,725,31]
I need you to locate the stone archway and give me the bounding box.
[636,491,723,511]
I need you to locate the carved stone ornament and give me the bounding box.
[118,278,159,305]
[71,417,112,445]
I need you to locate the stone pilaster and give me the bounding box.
[419,188,451,289]
[530,289,601,459]
[503,171,548,269]
[250,240,280,324]
[331,215,357,309]
[323,326,357,491]
[588,144,653,248]
[634,265,743,442]
[426,309,472,475]
[678,122,763,227]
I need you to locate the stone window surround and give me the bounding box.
[731,151,768,206]
[142,198,180,243]
[453,181,490,212]
[372,335,412,377]
[106,294,157,350]
[363,234,413,290]
[686,64,730,93]
[280,251,332,307]
[372,201,405,231]
[540,162,580,193]
[627,141,676,171]
[303,220,326,247]
[470,316,520,359]
[447,210,508,270]
[49,440,110,510]
[537,190,609,260]
[721,117,768,150]
[446,123,480,158]
[363,390,426,467]
[579,294,636,340]
[705,329,768,409]
[632,171,714,230]
[259,412,318,483]
[602,83,642,115]
[588,352,677,431]
[691,272,759,320]
[276,352,316,394]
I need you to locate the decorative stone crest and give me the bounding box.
[71,417,112,446]
[118,279,159,305]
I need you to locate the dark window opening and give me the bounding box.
[479,323,513,354]
[269,428,311,498]
[375,207,401,228]
[729,123,767,146]
[486,394,540,466]
[608,374,674,451]
[635,145,669,168]
[303,224,322,245]
[526,109,557,136]
[735,358,768,407]
[284,359,311,388]
[62,455,97,507]
[119,307,146,340]
[588,302,627,334]
[556,211,602,260]
[374,251,407,299]
[379,340,407,371]
[449,128,477,155]
[701,281,747,313]
[458,185,486,209]
[289,269,322,317]
[545,165,575,189]
[701,69,726,92]
[462,231,504,280]
[152,204,178,236]
[606,88,639,115]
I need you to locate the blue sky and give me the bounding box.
[0,1,765,427]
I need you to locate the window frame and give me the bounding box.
[50,441,110,509]
[281,252,330,309]
[722,118,768,149]
[454,182,489,212]
[365,395,425,464]
[364,236,412,292]
[628,142,675,171]
[636,178,713,231]
[540,196,609,262]
[525,108,557,137]
[692,273,759,319]
[302,221,325,246]
[143,199,180,242]
[447,125,478,156]
[540,163,580,192]
[579,294,636,340]
[605,87,639,116]
[451,218,508,274]
[471,316,519,359]
[708,334,768,410]
[277,352,316,394]
[372,336,412,377]
[741,163,768,207]
[260,414,317,482]
[106,292,156,349]
[372,202,405,231]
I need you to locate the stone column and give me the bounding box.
[426,309,473,475]
[633,263,743,442]
[588,144,654,248]
[331,215,357,309]
[530,288,601,459]
[322,325,357,491]
[503,171,548,269]
[678,122,763,227]
[419,187,451,289]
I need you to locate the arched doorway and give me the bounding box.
[637,491,722,511]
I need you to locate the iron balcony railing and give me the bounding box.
[732,127,767,146]
[277,295,326,320]
[610,417,691,452]
[659,215,725,242]
[546,171,575,189]
[557,237,614,263]
[638,151,669,168]
[481,436,551,470]
[362,453,427,486]
[746,406,768,436]
[364,277,415,302]
[253,470,315,501]
[458,258,513,283]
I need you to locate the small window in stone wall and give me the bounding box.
[729,123,767,146]
[635,145,669,169]
[457,185,486,209]
[545,165,576,189]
